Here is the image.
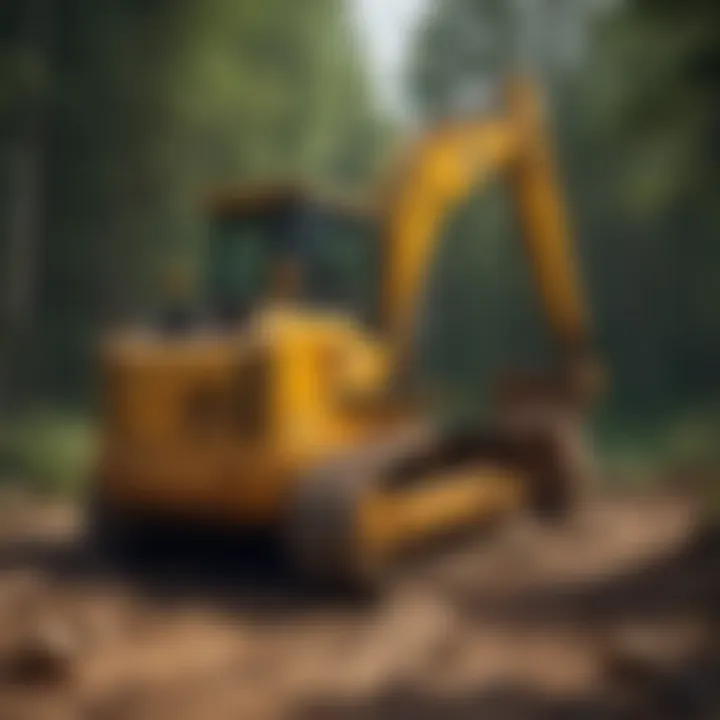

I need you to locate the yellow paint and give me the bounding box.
[99,307,395,523]
[358,466,525,560]
[381,77,590,366]
[95,76,596,567]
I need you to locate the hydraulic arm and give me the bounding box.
[381,78,592,381]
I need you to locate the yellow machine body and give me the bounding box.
[94,79,597,576]
[100,308,389,523]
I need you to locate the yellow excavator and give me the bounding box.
[91,78,602,589]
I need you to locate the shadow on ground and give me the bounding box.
[0,510,507,617]
[0,527,335,619]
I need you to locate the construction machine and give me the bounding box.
[91,78,601,590]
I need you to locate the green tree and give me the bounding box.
[409,0,720,418]
[0,0,389,406]
[586,0,720,404]
[408,0,606,407]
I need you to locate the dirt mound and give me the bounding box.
[0,491,717,719]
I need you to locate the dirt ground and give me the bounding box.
[0,490,717,720]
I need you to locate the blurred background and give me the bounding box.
[0,2,719,718]
[0,0,718,503]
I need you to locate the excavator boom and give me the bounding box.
[381,79,591,377]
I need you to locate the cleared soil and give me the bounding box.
[0,490,717,719]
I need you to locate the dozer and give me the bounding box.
[90,78,602,590]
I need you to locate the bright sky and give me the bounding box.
[350,0,429,115]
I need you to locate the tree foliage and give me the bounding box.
[409,0,720,417]
[0,0,389,404]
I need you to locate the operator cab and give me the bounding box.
[203,186,378,328]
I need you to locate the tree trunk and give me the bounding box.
[1,0,53,412]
